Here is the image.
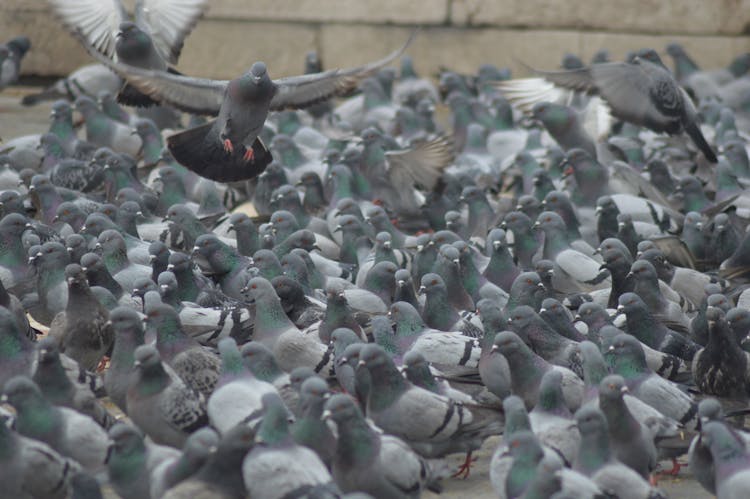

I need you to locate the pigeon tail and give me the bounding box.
[685,121,717,163]
[167,121,273,182]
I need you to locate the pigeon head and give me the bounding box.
[64,263,88,287]
[418,272,445,296]
[531,102,573,130]
[534,260,554,282]
[157,271,178,295]
[108,306,143,334]
[108,423,146,455]
[183,427,220,464]
[81,213,117,237]
[37,242,70,270]
[228,212,254,232]
[322,393,362,424]
[289,366,317,392]
[697,398,724,426]
[74,95,98,115]
[501,211,532,233]
[627,259,657,282]
[631,48,666,68]
[250,61,267,79]
[133,344,162,372]
[2,376,42,409]
[492,331,526,356]
[506,430,544,461]
[271,275,305,312]
[163,204,195,225]
[300,376,330,402]
[36,337,61,366]
[616,292,645,315]
[50,99,72,120]
[574,405,608,436]
[598,374,628,402]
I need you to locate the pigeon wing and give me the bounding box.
[269,31,416,111]
[135,0,209,64]
[49,0,127,59]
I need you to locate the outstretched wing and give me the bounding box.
[134,0,209,64]
[73,30,227,115]
[269,31,416,110]
[48,0,127,59]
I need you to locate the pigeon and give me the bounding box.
[323,392,443,498]
[492,330,583,411]
[149,427,220,498]
[517,49,717,162]
[32,336,116,429]
[242,393,339,499]
[50,263,114,372]
[50,0,209,106]
[162,423,255,499]
[207,337,277,434]
[105,422,181,499]
[700,420,750,499]
[0,414,80,499]
[2,376,109,471]
[77,31,415,181]
[358,343,500,465]
[574,405,667,499]
[126,344,208,448]
[105,306,146,412]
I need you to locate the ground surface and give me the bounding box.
[0,87,713,498]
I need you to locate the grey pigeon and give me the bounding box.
[207,337,278,434]
[126,344,208,448]
[3,376,109,471]
[0,415,80,499]
[242,393,339,499]
[106,422,181,499]
[574,405,667,499]
[700,420,750,499]
[323,392,443,498]
[598,374,657,479]
[51,0,209,106]
[78,31,415,181]
[525,50,717,162]
[32,336,116,429]
[150,427,220,498]
[162,423,255,499]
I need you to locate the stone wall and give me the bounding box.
[2,0,750,80]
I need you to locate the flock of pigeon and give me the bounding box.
[2,1,750,499]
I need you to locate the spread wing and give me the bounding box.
[48,0,127,59]
[73,30,227,115]
[134,0,209,64]
[269,31,416,110]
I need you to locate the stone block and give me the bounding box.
[207,0,449,25]
[451,0,746,36]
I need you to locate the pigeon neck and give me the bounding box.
[110,327,144,372]
[254,294,296,343]
[246,355,283,383]
[256,404,291,446]
[235,227,260,257]
[506,446,541,498]
[0,323,32,360]
[423,288,459,330]
[575,426,611,475]
[107,443,148,485]
[367,362,408,412]
[219,345,247,380]
[334,415,379,466]
[407,366,440,394]
[34,356,73,404]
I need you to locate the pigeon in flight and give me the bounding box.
[74,30,415,182]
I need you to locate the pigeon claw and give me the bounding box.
[223,138,234,154]
[451,452,476,480]
[243,147,255,162]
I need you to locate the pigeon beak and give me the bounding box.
[616,305,624,313]
[607,345,615,353]
[532,221,541,229]
[160,284,168,292]
[418,285,426,295]
[491,344,499,353]
[492,241,501,250]
[105,320,112,327]
[595,207,602,215]
[166,263,174,271]
[397,279,405,287]
[357,359,366,367]
[574,314,582,321]
[227,225,235,233]
[0,394,7,404]
[598,263,607,271]
[334,225,342,233]
[149,255,157,263]
[321,409,332,421]
[383,241,391,250]
[507,318,513,325]
[593,247,601,255]
[130,128,138,136]
[537,283,545,290]
[539,308,547,314]
[52,215,59,223]
[620,386,629,394]
[626,271,634,278]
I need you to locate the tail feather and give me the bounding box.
[167,121,273,182]
[685,121,717,163]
